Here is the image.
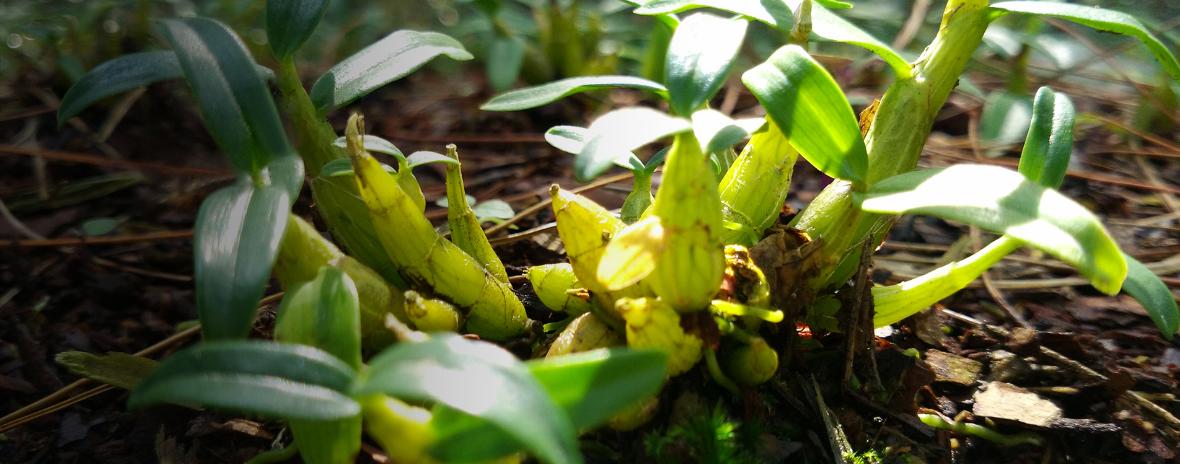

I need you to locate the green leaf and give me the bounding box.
[1017,87,1075,188]
[428,349,667,462]
[276,266,363,369]
[310,30,472,113]
[856,164,1127,295]
[545,125,644,171]
[664,13,749,116]
[472,200,515,222]
[288,418,362,464]
[406,150,459,168]
[487,34,526,92]
[57,51,181,125]
[980,90,1034,155]
[319,158,396,178]
[634,0,794,30]
[815,0,852,9]
[56,351,158,390]
[528,348,667,429]
[576,107,691,181]
[991,1,1180,83]
[332,134,405,160]
[1122,254,1179,340]
[356,334,580,464]
[481,75,668,112]
[744,45,868,184]
[194,176,292,340]
[129,341,359,421]
[266,0,328,60]
[786,0,911,78]
[690,109,764,154]
[156,18,297,175]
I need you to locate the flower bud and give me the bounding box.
[546,312,622,358]
[403,290,462,332]
[617,297,703,376]
[527,263,594,315]
[723,337,779,386]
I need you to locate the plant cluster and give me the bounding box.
[56,0,1180,462]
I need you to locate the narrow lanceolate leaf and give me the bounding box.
[481,76,668,112]
[664,13,749,116]
[356,334,581,464]
[635,0,793,29]
[276,266,363,369]
[156,18,297,175]
[1018,87,1075,188]
[266,0,329,60]
[690,109,763,154]
[577,107,690,181]
[856,164,1127,295]
[129,341,359,421]
[332,134,405,159]
[56,351,158,390]
[426,349,668,462]
[744,45,868,184]
[194,178,291,340]
[1122,254,1180,340]
[991,2,1180,82]
[785,0,911,78]
[665,13,745,116]
[311,30,473,113]
[545,125,643,171]
[58,51,181,125]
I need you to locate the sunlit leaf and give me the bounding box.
[856,164,1127,295]
[635,0,794,29]
[1017,87,1074,188]
[58,51,182,125]
[545,125,644,171]
[991,1,1180,82]
[1121,254,1180,340]
[481,75,668,111]
[156,18,297,175]
[311,30,473,113]
[785,0,911,77]
[744,45,868,184]
[356,334,581,464]
[276,266,363,369]
[690,109,764,154]
[332,134,404,158]
[427,349,668,462]
[664,13,749,116]
[129,341,359,421]
[577,107,690,181]
[266,0,328,60]
[406,150,459,168]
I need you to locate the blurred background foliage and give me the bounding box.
[2,0,1177,130]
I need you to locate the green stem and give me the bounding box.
[791,0,993,290]
[872,236,1020,326]
[276,58,342,176]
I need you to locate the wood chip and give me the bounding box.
[924,349,983,386]
[973,381,1063,427]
